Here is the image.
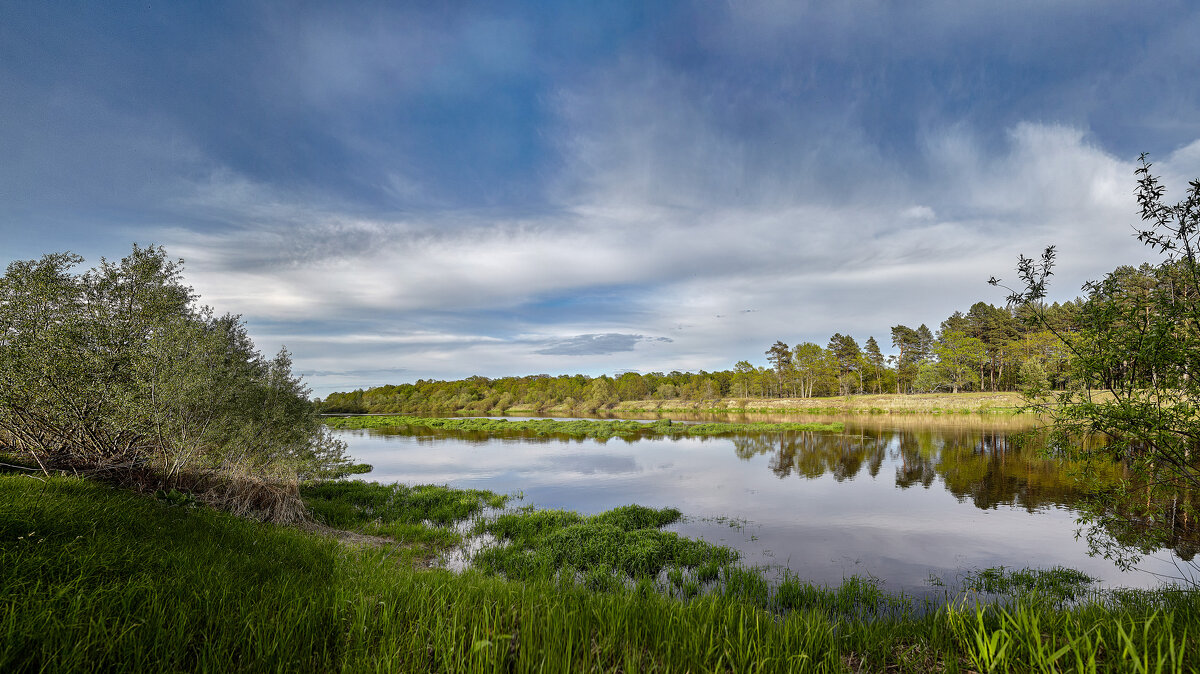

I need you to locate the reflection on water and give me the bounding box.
[503,409,1049,431]
[729,428,1094,513]
[337,420,1196,592]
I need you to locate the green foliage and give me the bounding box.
[1018,359,1050,397]
[827,332,863,394]
[585,376,618,408]
[791,341,838,398]
[998,156,1200,567]
[318,300,1087,412]
[933,329,986,394]
[0,245,351,484]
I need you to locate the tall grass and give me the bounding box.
[944,600,1195,673]
[4,472,1199,672]
[1,474,345,672]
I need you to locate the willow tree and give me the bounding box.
[0,245,350,483]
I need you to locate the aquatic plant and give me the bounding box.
[302,480,507,528]
[473,503,736,584]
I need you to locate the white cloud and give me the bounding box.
[148,36,1195,393]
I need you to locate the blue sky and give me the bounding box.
[3,1,1200,396]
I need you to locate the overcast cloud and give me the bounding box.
[2,1,1199,396]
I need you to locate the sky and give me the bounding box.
[3,1,1200,398]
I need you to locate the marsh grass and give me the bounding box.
[944,598,1194,674]
[5,472,1200,672]
[958,565,1097,603]
[299,480,507,551]
[472,504,738,583]
[301,480,507,527]
[323,415,844,439]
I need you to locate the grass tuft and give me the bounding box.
[473,504,735,584]
[961,565,1097,603]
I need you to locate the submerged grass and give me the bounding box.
[323,414,844,438]
[5,472,1200,672]
[301,480,507,527]
[958,565,1098,603]
[299,480,507,551]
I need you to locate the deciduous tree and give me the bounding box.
[995,155,1200,566]
[0,245,350,483]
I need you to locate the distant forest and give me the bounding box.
[318,262,1157,414]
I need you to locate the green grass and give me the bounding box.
[322,415,844,438]
[4,472,1200,672]
[958,565,1098,603]
[301,480,507,527]
[471,504,737,583]
[298,480,508,552]
[1,473,346,671]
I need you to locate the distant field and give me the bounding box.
[505,391,1034,416]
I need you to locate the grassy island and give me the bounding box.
[322,415,844,438]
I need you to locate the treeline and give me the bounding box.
[759,298,1080,399]
[320,290,1102,414]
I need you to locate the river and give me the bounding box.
[333,414,1198,593]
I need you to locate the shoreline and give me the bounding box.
[331,391,1039,418]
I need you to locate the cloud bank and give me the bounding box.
[1,2,1198,395]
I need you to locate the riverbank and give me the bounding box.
[494,392,1033,417]
[4,469,1197,672]
[322,415,844,438]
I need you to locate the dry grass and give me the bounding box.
[503,392,1037,417]
[2,449,313,526]
[608,392,1032,415]
[184,471,309,525]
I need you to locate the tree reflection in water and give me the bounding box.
[356,417,1200,567]
[731,428,1100,509]
[729,426,1200,562]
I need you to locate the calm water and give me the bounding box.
[335,417,1197,593]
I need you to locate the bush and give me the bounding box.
[0,244,351,501]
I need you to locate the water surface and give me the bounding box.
[336,417,1197,593]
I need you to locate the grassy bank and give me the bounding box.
[370,392,1037,418]
[322,415,844,438]
[4,471,1200,672]
[597,392,1031,416]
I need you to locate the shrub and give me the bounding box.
[0,245,351,509]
